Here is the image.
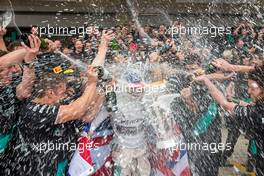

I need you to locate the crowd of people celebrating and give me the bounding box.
[0,19,263,176]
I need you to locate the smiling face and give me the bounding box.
[248,79,264,103]
[75,40,83,53]
[35,73,68,104]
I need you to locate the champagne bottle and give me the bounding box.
[109,39,120,51]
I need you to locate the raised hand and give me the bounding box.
[87,66,98,83]
[212,58,234,72]
[101,30,115,45]
[92,30,115,66]
[22,34,41,62]
[82,92,104,123]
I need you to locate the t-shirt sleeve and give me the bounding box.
[25,103,60,126]
[233,105,256,127]
[42,105,60,124]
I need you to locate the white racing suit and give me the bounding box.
[112,92,151,176]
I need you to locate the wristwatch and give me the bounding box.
[22,60,35,69]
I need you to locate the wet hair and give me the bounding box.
[248,65,264,88]
[35,52,71,76]
[33,73,66,98]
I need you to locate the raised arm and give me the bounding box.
[55,66,98,124]
[194,76,236,113]
[205,72,235,81]
[212,58,255,73]
[16,35,40,100]
[91,30,115,66]
[0,48,27,69]
[81,91,104,122]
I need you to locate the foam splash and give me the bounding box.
[7,0,22,35]
[155,8,173,25]
[1,10,12,28]
[55,50,88,71]
[126,0,154,44]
